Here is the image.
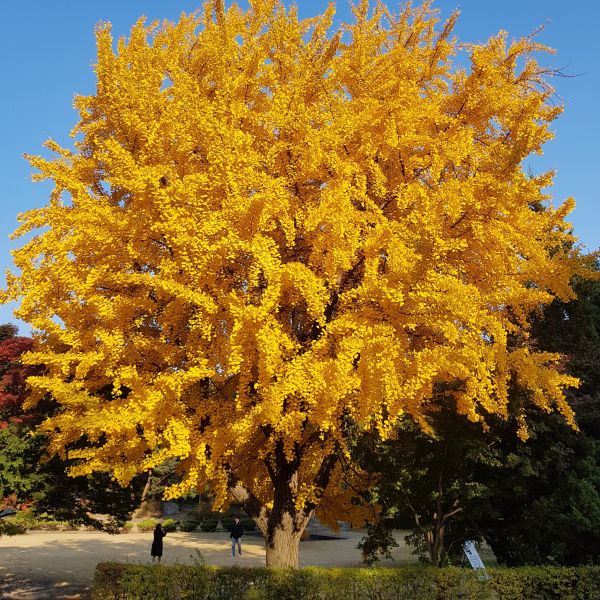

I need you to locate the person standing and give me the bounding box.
[151,523,167,564]
[230,516,244,557]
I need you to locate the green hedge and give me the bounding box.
[200,519,218,532]
[0,520,26,535]
[241,518,256,532]
[186,511,204,524]
[6,510,78,532]
[120,522,134,533]
[137,519,159,532]
[162,519,179,532]
[93,563,600,600]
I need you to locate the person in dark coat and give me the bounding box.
[230,516,244,557]
[151,523,167,564]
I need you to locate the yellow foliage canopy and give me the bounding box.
[2,0,582,523]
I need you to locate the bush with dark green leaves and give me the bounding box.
[221,516,235,531]
[93,563,600,600]
[161,519,179,532]
[179,521,197,532]
[0,519,26,536]
[4,508,38,530]
[137,519,158,532]
[241,518,256,532]
[5,509,78,532]
[186,510,203,524]
[200,519,218,532]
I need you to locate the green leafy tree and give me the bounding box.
[479,270,600,566]
[477,410,600,566]
[0,323,145,529]
[355,271,600,567]
[30,455,145,531]
[353,399,500,566]
[0,424,47,504]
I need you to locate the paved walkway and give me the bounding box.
[0,529,414,599]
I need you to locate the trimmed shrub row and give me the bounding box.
[185,506,254,523]
[129,516,256,533]
[200,519,218,532]
[93,563,600,600]
[137,519,159,533]
[180,508,257,533]
[6,510,79,532]
[241,518,256,532]
[162,519,179,532]
[4,510,257,536]
[129,519,179,533]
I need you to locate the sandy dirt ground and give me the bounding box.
[0,529,414,599]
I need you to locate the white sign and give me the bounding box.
[463,541,489,580]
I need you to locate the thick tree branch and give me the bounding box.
[303,452,339,515]
[307,254,365,344]
[226,467,269,534]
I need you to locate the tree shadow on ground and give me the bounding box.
[0,573,90,600]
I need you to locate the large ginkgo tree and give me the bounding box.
[2,0,585,566]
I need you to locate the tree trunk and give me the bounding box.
[227,447,338,568]
[140,469,153,504]
[262,442,310,568]
[265,515,302,567]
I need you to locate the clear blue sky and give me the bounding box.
[1,1,598,331]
